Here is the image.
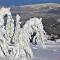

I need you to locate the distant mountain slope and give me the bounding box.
[10,3,60,35]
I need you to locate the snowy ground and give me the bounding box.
[0,40,60,60]
[31,39,60,60]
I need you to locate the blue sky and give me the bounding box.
[0,0,60,6]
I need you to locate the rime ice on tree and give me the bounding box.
[0,7,33,60]
[23,17,47,48]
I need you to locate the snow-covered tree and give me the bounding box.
[0,7,33,60]
[23,17,47,48]
[0,7,13,58]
